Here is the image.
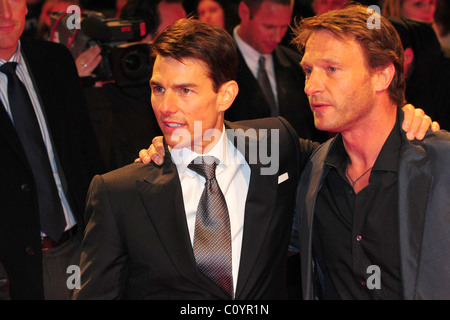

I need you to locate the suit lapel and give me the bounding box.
[136,143,229,298]
[236,49,273,116]
[224,123,278,298]
[0,102,27,157]
[273,47,290,115]
[305,139,333,227]
[136,153,195,264]
[301,139,332,299]
[397,137,432,300]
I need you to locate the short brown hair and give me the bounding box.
[243,0,293,18]
[151,18,238,92]
[381,0,404,18]
[292,4,406,107]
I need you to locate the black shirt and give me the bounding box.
[313,119,403,299]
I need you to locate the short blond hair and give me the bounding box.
[292,4,406,107]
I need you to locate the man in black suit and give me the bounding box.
[73,18,317,299]
[0,0,104,299]
[226,0,329,143]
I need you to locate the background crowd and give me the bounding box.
[20,0,450,171]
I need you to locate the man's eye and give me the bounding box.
[328,67,337,72]
[181,88,191,94]
[152,86,165,93]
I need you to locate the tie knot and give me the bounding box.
[0,62,18,77]
[188,156,219,180]
[258,56,266,67]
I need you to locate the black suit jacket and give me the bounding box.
[0,38,104,299]
[74,117,316,299]
[226,45,328,143]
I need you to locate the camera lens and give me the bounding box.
[124,53,142,71]
[121,50,149,79]
[114,42,152,87]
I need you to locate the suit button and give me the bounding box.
[21,184,30,192]
[25,246,36,256]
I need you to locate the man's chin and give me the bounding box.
[165,138,186,150]
[313,119,333,133]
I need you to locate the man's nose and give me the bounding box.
[304,70,325,96]
[0,0,12,19]
[159,90,178,115]
[272,27,286,44]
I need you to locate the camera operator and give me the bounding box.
[76,44,102,78]
[76,0,186,81]
[80,0,186,171]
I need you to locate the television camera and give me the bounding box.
[50,11,152,87]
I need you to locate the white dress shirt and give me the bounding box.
[170,126,251,294]
[0,41,75,233]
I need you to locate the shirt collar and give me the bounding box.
[0,40,22,65]
[233,25,270,62]
[325,134,347,173]
[170,125,230,175]
[372,114,401,172]
[326,113,401,173]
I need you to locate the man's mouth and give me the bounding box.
[0,24,15,31]
[311,103,330,109]
[161,121,187,134]
[164,122,184,128]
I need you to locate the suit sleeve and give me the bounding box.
[73,175,128,300]
[298,138,320,173]
[276,116,320,175]
[276,118,321,254]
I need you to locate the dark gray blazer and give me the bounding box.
[294,110,450,300]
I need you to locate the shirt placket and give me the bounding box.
[351,188,371,291]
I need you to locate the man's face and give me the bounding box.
[150,55,226,152]
[401,0,436,23]
[40,1,74,28]
[300,30,377,134]
[197,0,225,29]
[155,2,186,37]
[312,0,346,15]
[239,1,292,54]
[0,0,28,60]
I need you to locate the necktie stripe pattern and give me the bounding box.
[0,62,65,242]
[188,156,233,297]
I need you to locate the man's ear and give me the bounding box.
[238,1,250,21]
[217,80,239,112]
[403,47,414,76]
[374,62,396,93]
